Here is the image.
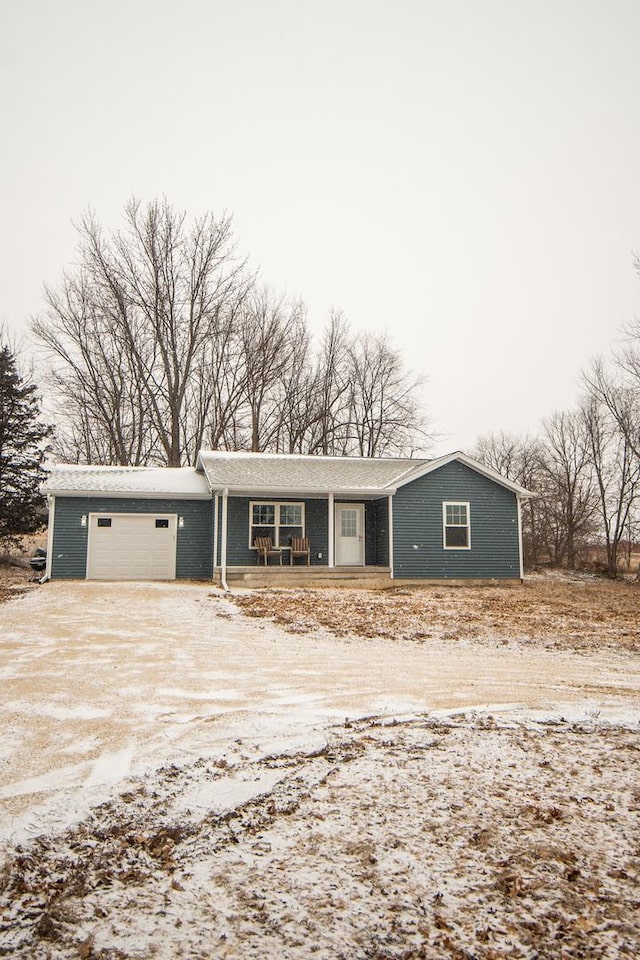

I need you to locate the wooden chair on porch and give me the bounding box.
[254,537,282,565]
[290,537,311,565]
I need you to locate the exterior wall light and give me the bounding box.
[81,515,87,527]
[178,517,185,528]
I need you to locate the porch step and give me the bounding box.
[220,566,392,589]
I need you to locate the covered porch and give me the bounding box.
[212,490,395,588]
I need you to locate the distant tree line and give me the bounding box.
[474,284,640,577]
[33,199,430,466]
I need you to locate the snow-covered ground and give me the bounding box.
[1,580,639,958]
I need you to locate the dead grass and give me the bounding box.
[0,562,37,606]
[1,715,639,959]
[234,574,640,655]
[0,533,46,603]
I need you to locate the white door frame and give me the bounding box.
[334,502,365,566]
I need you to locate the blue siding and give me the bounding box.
[392,462,521,579]
[224,497,329,565]
[373,498,390,566]
[48,460,520,581]
[364,499,389,565]
[51,497,213,580]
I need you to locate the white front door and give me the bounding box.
[335,503,365,566]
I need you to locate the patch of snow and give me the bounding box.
[0,761,90,801]
[86,746,135,786]
[173,768,286,820]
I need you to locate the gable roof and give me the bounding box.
[43,451,534,501]
[393,451,535,498]
[196,450,534,498]
[43,465,211,500]
[196,450,426,496]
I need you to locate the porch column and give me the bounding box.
[221,488,229,590]
[388,494,394,579]
[212,493,219,576]
[328,492,334,568]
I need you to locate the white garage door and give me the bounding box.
[86,513,177,580]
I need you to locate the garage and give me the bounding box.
[86,512,177,580]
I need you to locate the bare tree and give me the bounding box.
[346,332,429,457]
[582,392,640,577]
[270,315,318,454]
[474,431,528,481]
[34,199,249,465]
[34,199,432,464]
[237,288,305,452]
[307,311,352,455]
[586,354,640,465]
[540,411,598,568]
[581,305,640,576]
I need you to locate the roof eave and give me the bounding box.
[44,488,212,500]
[208,485,397,498]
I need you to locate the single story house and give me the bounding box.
[42,450,533,585]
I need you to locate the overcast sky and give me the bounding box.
[2,0,639,455]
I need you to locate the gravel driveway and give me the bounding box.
[2,580,639,842]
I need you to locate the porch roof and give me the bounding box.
[197,450,427,496]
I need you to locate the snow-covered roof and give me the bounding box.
[43,452,534,501]
[44,465,211,500]
[196,450,535,498]
[196,450,426,495]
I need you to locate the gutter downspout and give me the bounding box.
[40,495,55,584]
[220,488,229,592]
[388,494,394,579]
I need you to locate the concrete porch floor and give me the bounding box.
[219,565,392,588]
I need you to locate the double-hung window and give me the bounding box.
[249,501,304,548]
[443,501,470,549]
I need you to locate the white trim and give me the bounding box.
[442,501,471,550]
[214,486,394,499]
[248,500,305,549]
[328,492,334,568]
[213,494,219,576]
[45,488,210,501]
[44,495,55,581]
[517,496,524,580]
[388,494,394,578]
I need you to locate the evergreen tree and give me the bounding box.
[0,344,52,546]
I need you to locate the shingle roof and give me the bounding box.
[43,452,534,500]
[196,450,429,494]
[43,465,211,499]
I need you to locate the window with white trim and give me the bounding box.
[443,501,470,549]
[249,501,305,548]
